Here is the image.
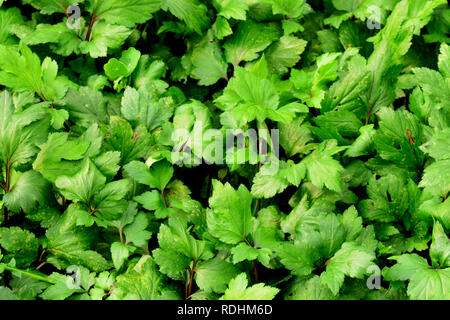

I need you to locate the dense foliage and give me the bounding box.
[0,0,449,300]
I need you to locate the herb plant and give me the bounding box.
[0,0,449,300]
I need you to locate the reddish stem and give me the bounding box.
[85,13,97,41]
[5,161,11,192]
[161,189,167,208]
[55,1,69,19]
[186,260,197,299]
[87,201,98,215]
[253,260,259,283]
[365,103,373,125]
[36,261,47,270]
[119,227,124,244]
[39,250,46,261]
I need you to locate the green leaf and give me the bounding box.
[0,7,25,45]
[277,243,314,276]
[322,66,371,114]
[55,158,106,204]
[265,35,307,75]
[93,151,121,178]
[341,206,364,241]
[215,0,249,20]
[407,268,450,300]
[19,23,81,57]
[384,254,431,281]
[430,221,450,268]
[0,45,69,101]
[279,119,313,157]
[302,140,346,193]
[90,0,161,27]
[110,255,178,300]
[0,227,39,267]
[290,53,341,109]
[230,242,259,263]
[184,31,228,86]
[224,20,281,66]
[123,212,152,247]
[103,116,152,164]
[414,66,449,105]
[110,201,139,231]
[121,87,175,130]
[251,161,305,198]
[152,246,190,281]
[220,273,279,300]
[161,0,209,34]
[251,170,290,199]
[133,57,168,90]
[134,190,167,218]
[79,22,132,58]
[40,266,96,300]
[48,108,69,130]
[33,132,90,182]
[420,128,450,161]
[19,18,133,59]
[345,125,376,157]
[280,194,309,235]
[285,275,335,300]
[9,275,49,300]
[153,217,212,279]
[373,107,425,170]
[0,287,18,300]
[330,0,359,12]
[61,87,109,127]
[384,254,450,300]
[4,170,50,214]
[282,18,303,35]
[104,47,141,81]
[124,160,173,191]
[320,242,376,295]
[195,258,239,293]
[170,100,212,158]
[290,212,346,264]
[207,180,253,245]
[23,0,81,14]
[45,210,110,272]
[0,91,50,170]
[216,56,304,126]
[212,16,232,40]
[217,55,278,110]
[314,111,363,138]
[419,160,450,197]
[92,179,130,220]
[358,174,409,223]
[253,206,284,248]
[39,273,82,300]
[438,43,450,78]
[267,0,306,18]
[111,242,132,270]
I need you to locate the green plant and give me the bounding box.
[0,0,448,300]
